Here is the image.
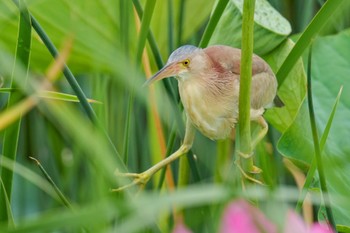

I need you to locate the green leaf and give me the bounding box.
[36,91,101,104]
[312,29,350,227]
[0,89,101,103]
[278,29,350,226]
[209,0,291,55]
[276,0,346,87]
[263,39,307,133]
[0,0,31,222]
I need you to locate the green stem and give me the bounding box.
[133,0,179,107]
[295,86,342,213]
[120,0,131,55]
[29,157,72,209]
[306,47,336,230]
[157,128,176,190]
[276,0,344,87]
[167,0,174,53]
[176,0,185,46]
[177,155,190,188]
[215,139,231,183]
[135,0,156,66]
[199,0,229,48]
[238,0,255,171]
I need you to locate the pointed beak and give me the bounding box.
[144,62,179,86]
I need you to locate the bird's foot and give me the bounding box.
[234,159,264,185]
[111,171,151,192]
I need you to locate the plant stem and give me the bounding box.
[29,157,72,209]
[238,0,255,172]
[199,0,229,48]
[306,47,336,230]
[295,86,342,213]
[276,0,344,87]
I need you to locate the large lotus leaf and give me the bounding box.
[277,101,313,169]
[262,38,310,168]
[311,29,350,226]
[263,39,307,133]
[209,0,291,55]
[277,29,350,226]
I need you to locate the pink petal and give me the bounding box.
[172,222,193,233]
[220,199,277,233]
[310,223,334,233]
[284,210,308,233]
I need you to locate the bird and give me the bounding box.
[114,45,280,191]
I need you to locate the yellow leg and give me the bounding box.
[112,119,196,192]
[251,116,268,149]
[236,115,268,184]
[234,160,264,185]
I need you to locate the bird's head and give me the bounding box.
[144,45,207,86]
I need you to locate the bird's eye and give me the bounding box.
[182,59,190,67]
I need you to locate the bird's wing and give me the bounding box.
[203,45,273,76]
[204,45,278,109]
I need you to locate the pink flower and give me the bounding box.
[172,220,192,233]
[284,210,333,233]
[220,199,334,233]
[220,199,277,233]
[172,199,334,233]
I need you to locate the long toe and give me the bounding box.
[235,161,265,185]
[112,172,151,192]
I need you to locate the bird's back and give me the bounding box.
[178,45,278,140]
[203,45,277,110]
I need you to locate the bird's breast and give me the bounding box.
[179,80,237,140]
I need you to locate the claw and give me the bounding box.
[112,172,151,192]
[234,160,265,185]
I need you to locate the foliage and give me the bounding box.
[0,0,350,232]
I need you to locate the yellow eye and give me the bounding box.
[182,59,190,67]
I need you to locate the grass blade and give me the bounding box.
[176,0,185,46]
[167,0,174,53]
[306,46,336,230]
[0,97,37,132]
[295,85,343,213]
[199,0,229,48]
[135,0,156,66]
[29,157,72,209]
[276,0,345,87]
[0,0,31,222]
[36,91,102,103]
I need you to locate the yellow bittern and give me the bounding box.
[115,45,280,190]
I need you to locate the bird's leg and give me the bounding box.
[251,115,268,149]
[112,119,196,192]
[234,160,264,185]
[235,114,268,185]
